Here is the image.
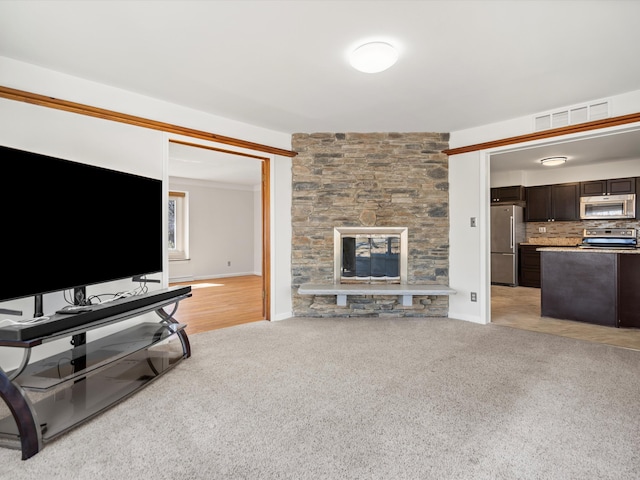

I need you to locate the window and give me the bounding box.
[168,191,188,261]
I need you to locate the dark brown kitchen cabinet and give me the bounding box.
[541,251,617,327]
[552,183,580,220]
[525,183,579,222]
[580,177,636,196]
[524,186,550,222]
[540,250,640,328]
[618,254,640,328]
[518,244,541,288]
[491,185,525,203]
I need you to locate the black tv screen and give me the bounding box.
[1,145,163,302]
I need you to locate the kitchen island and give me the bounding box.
[538,247,640,328]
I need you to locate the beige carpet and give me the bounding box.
[1,317,639,479]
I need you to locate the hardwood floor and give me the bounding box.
[491,285,640,351]
[170,275,264,335]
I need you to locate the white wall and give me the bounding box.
[0,98,165,314]
[0,56,293,329]
[449,89,640,324]
[0,57,289,150]
[450,90,640,149]
[490,170,526,188]
[0,97,168,367]
[254,187,263,275]
[168,177,259,281]
[271,155,293,321]
[448,150,489,323]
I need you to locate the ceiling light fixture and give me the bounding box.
[540,156,567,166]
[350,42,398,73]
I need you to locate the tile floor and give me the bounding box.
[491,285,640,351]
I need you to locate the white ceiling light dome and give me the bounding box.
[350,41,398,73]
[540,156,567,166]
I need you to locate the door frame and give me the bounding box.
[168,138,271,320]
[484,123,640,324]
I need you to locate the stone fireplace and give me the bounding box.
[291,131,450,318]
[334,227,407,284]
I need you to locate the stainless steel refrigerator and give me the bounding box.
[491,205,525,286]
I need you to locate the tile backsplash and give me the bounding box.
[525,219,640,244]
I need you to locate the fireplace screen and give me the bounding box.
[342,235,400,280]
[334,227,408,284]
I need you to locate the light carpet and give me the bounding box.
[1,317,639,479]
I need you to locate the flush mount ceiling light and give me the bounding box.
[540,156,567,166]
[349,42,398,73]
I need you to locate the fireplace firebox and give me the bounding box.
[334,227,408,284]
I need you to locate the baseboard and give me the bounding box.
[169,275,194,283]
[197,272,257,280]
[170,273,259,283]
[447,312,488,325]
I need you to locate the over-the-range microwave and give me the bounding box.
[579,194,636,220]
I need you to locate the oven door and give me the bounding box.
[580,237,638,249]
[580,194,636,219]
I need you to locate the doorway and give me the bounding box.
[487,127,640,349]
[167,139,270,333]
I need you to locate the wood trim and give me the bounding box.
[0,85,297,158]
[261,159,271,320]
[443,112,640,156]
[169,191,186,198]
[168,139,271,321]
[169,139,269,160]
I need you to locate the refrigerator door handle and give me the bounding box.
[510,216,514,249]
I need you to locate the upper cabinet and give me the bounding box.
[580,177,636,196]
[525,183,580,222]
[490,185,525,203]
[500,176,638,222]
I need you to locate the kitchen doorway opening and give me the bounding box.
[487,126,640,343]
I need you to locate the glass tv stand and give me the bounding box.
[0,286,191,460]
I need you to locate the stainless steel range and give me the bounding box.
[579,228,638,249]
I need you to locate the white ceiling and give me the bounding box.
[2,1,640,182]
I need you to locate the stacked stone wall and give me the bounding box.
[291,132,450,317]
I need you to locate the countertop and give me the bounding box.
[536,246,640,254]
[521,237,639,253]
[520,237,582,247]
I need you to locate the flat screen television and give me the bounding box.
[1,144,163,303]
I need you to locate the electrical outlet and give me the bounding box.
[470,292,477,302]
[538,226,546,233]
[470,217,477,227]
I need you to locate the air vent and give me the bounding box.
[552,111,569,128]
[589,101,609,120]
[534,115,551,131]
[569,106,588,124]
[534,100,610,131]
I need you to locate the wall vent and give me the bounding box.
[534,100,609,131]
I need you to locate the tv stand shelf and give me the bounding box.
[0,286,191,460]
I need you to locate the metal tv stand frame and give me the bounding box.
[0,285,191,460]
